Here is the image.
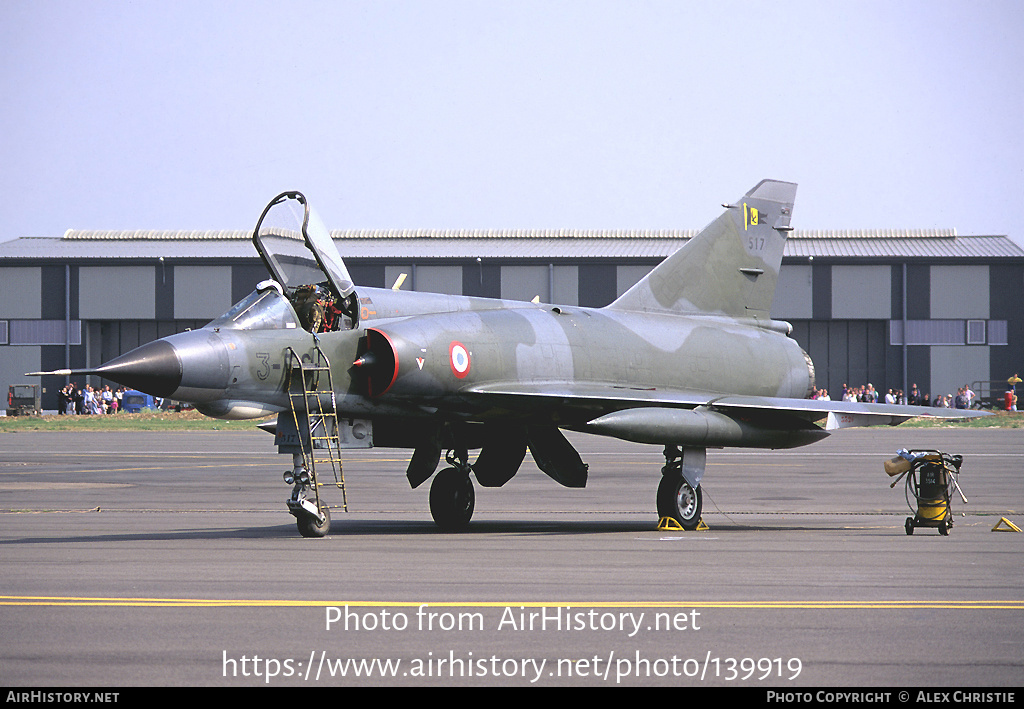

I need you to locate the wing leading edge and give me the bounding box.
[706,395,992,430]
[464,381,990,448]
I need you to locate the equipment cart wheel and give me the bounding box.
[297,498,331,538]
[938,516,951,536]
[905,517,914,536]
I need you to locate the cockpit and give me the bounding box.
[288,282,354,333]
[219,191,361,334]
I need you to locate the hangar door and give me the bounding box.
[789,320,890,397]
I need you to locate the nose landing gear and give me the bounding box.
[285,464,331,538]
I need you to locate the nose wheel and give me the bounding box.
[296,496,331,538]
[285,467,331,538]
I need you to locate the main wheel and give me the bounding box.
[297,498,331,538]
[657,474,703,530]
[430,467,475,531]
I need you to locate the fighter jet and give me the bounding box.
[30,181,987,536]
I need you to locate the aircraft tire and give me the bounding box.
[297,499,331,538]
[657,474,702,530]
[430,467,475,531]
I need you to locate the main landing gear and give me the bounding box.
[429,449,475,531]
[656,445,704,530]
[425,444,706,532]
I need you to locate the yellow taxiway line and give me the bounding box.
[1,596,1022,609]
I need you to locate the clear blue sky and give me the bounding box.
[2,1,1022,245]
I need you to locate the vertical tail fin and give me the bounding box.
[607,179,797,319]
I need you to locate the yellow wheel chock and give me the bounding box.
[658,517,709,531]
[992,517,1022,532]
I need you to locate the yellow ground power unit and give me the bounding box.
[884,449,966,536]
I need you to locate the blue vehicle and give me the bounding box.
[121,390,157,413]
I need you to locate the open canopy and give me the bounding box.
[252,191,355,301]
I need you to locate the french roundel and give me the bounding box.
[449,341,471,379]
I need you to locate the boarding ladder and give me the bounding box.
[286,345,348,512]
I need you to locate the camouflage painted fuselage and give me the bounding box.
[348,289,813,421]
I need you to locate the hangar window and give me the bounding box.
[966,320,986,345]
[889,319,1008,345]
[890,319,964,345]
[7,320,81,345]
[988,320,1008,345]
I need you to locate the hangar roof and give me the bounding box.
[0,228,1021,262]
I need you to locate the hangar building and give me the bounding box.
[1,226,1021,412]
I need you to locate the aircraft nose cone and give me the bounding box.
[94,339,182,397]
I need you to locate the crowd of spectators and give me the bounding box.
[810,382,979,409]
[56,383,129,415]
